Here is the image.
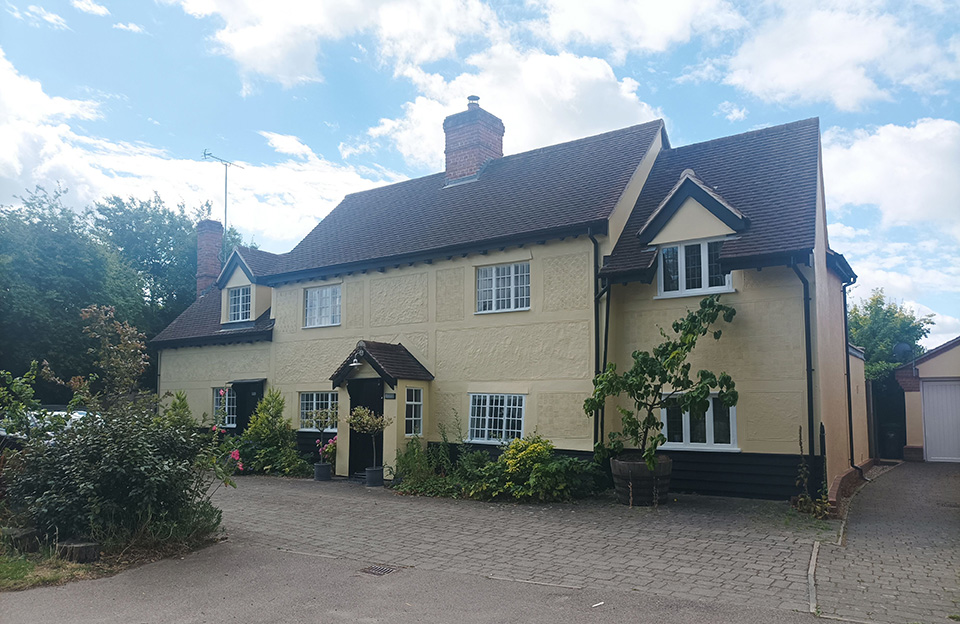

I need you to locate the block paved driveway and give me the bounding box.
[815,462,960,624]
[213,477,834,614]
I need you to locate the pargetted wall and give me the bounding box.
[609,265,807,454]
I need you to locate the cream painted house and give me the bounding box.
[153,98,871,499]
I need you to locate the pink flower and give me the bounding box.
[219,389,225,396]
[316,439,321,445]
[237,462,244,471]
[229,449,240,461]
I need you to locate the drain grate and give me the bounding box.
[361,565,396,576]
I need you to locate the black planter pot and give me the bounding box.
[610,455,672,506]
[314,462,332,481]
[365,466,384,487]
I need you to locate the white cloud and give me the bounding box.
[723,5,960,111]
[355,44,662,170]
[715,100,747,122]
[112,22,145,33]
[22,5,69,29]
[163,0,504,93]
[823,119,960,240]
[529,0,744,63]
[0,47,400,251]
[71,0,108,16]
[905,301,960,350]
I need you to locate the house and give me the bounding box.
[152,96,872,499]
[895,335,960,462]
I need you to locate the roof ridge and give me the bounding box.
[666,117,819,153]
[494,119,664,163]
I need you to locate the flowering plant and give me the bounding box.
[316,435,337,465]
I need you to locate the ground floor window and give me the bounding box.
[468,393,524,443]
[405,387,423,436]
[214,387,237,427]
[660,396,737,449]
[299,391,339,431]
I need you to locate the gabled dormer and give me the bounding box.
[636,169,749,298]
[217,248,275,328]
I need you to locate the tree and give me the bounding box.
[584,295,738,470]
[0,187,142,402]
[847,288,933,384]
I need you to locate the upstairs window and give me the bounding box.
[659,240,730,297]
[299,391,338,431]
[661,396,737,449]
[228,286,251,322]
[477,262,530,313]
[213,387,237,427]
[468,393,524,442]
[304,284,341,328]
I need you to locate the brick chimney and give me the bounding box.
[443,95,504,183]
[196,219,223,298]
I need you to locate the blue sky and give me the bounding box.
[1,0,958,347]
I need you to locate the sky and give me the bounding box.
[0,0,958,348]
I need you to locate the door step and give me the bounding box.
[348,471,367,484]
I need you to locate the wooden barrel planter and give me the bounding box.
[610,455,672,506]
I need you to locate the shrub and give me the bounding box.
[235,390,311,477]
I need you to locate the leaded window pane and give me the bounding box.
[662,247,679,292]
[685,243,702,290]
[708,241,725,287]
[228,286,251,321]
[476,267,494,312]
[712,398,731,444]
[666,402,684,443]
[690,405,707,443]
[299,392,338,430]
[405,388,423,436]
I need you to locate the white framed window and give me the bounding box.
[405,387,423,436]
[658,239,731,298]
[660,396,738,450]
[304,284,341,328]
[299,392,339,431]
[468,393,524,443]
[476,262,530,313]
[228,286,252,321]
[214,387,237,427]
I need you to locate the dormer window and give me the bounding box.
[228,286,251,322]
[658,239,731,297]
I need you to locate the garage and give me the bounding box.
[922,380,960,462]
[896,335,960,463]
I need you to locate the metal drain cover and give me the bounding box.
[361,565,396,576]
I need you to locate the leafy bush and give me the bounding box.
[235,390,311,477]
[393,433,604,503]
[1,306,236,550]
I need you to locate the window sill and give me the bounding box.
[302,323,341,330]
[221,423,237,429]
[405,433,422,438]
[466,439,514,445]
[654,287,735,300]
[299,428,338,433]
[660,444,740,452]
[474,307,531,315]
[222,318,252,325]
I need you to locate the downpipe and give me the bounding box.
[791,258,817,464]
[842,281,869,483]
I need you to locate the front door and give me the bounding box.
[348,378,384,473]
[233,381,265,432]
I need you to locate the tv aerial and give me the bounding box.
[202,149,244,231]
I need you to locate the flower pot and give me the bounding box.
[610,454,672,506]
[314,462,332,481]
[365,466,384,487]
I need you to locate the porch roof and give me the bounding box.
[330,340,434,388]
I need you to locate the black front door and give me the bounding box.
[233,381,265,432]
[348,378,384,473]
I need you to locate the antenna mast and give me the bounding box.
[202,149,244,231]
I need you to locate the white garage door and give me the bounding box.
[923,380,960,462]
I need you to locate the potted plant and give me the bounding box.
[345,406,393,487]
[584,295,738,506]
[314,435,337,481]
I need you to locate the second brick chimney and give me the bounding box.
[196,219,223,298]
[443,95,504,183]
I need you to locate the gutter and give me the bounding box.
[842,279,869,482]
[790,257,817,467]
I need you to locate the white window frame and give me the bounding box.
[468,393,525,443]
[476,262,530,313]
[299,391,339,431]
[405,387,423,436]
[656,238,733,299]
[303,284,341,328]
[214,387,237,428]
[227,285,252,322]
[660,394,739,451]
